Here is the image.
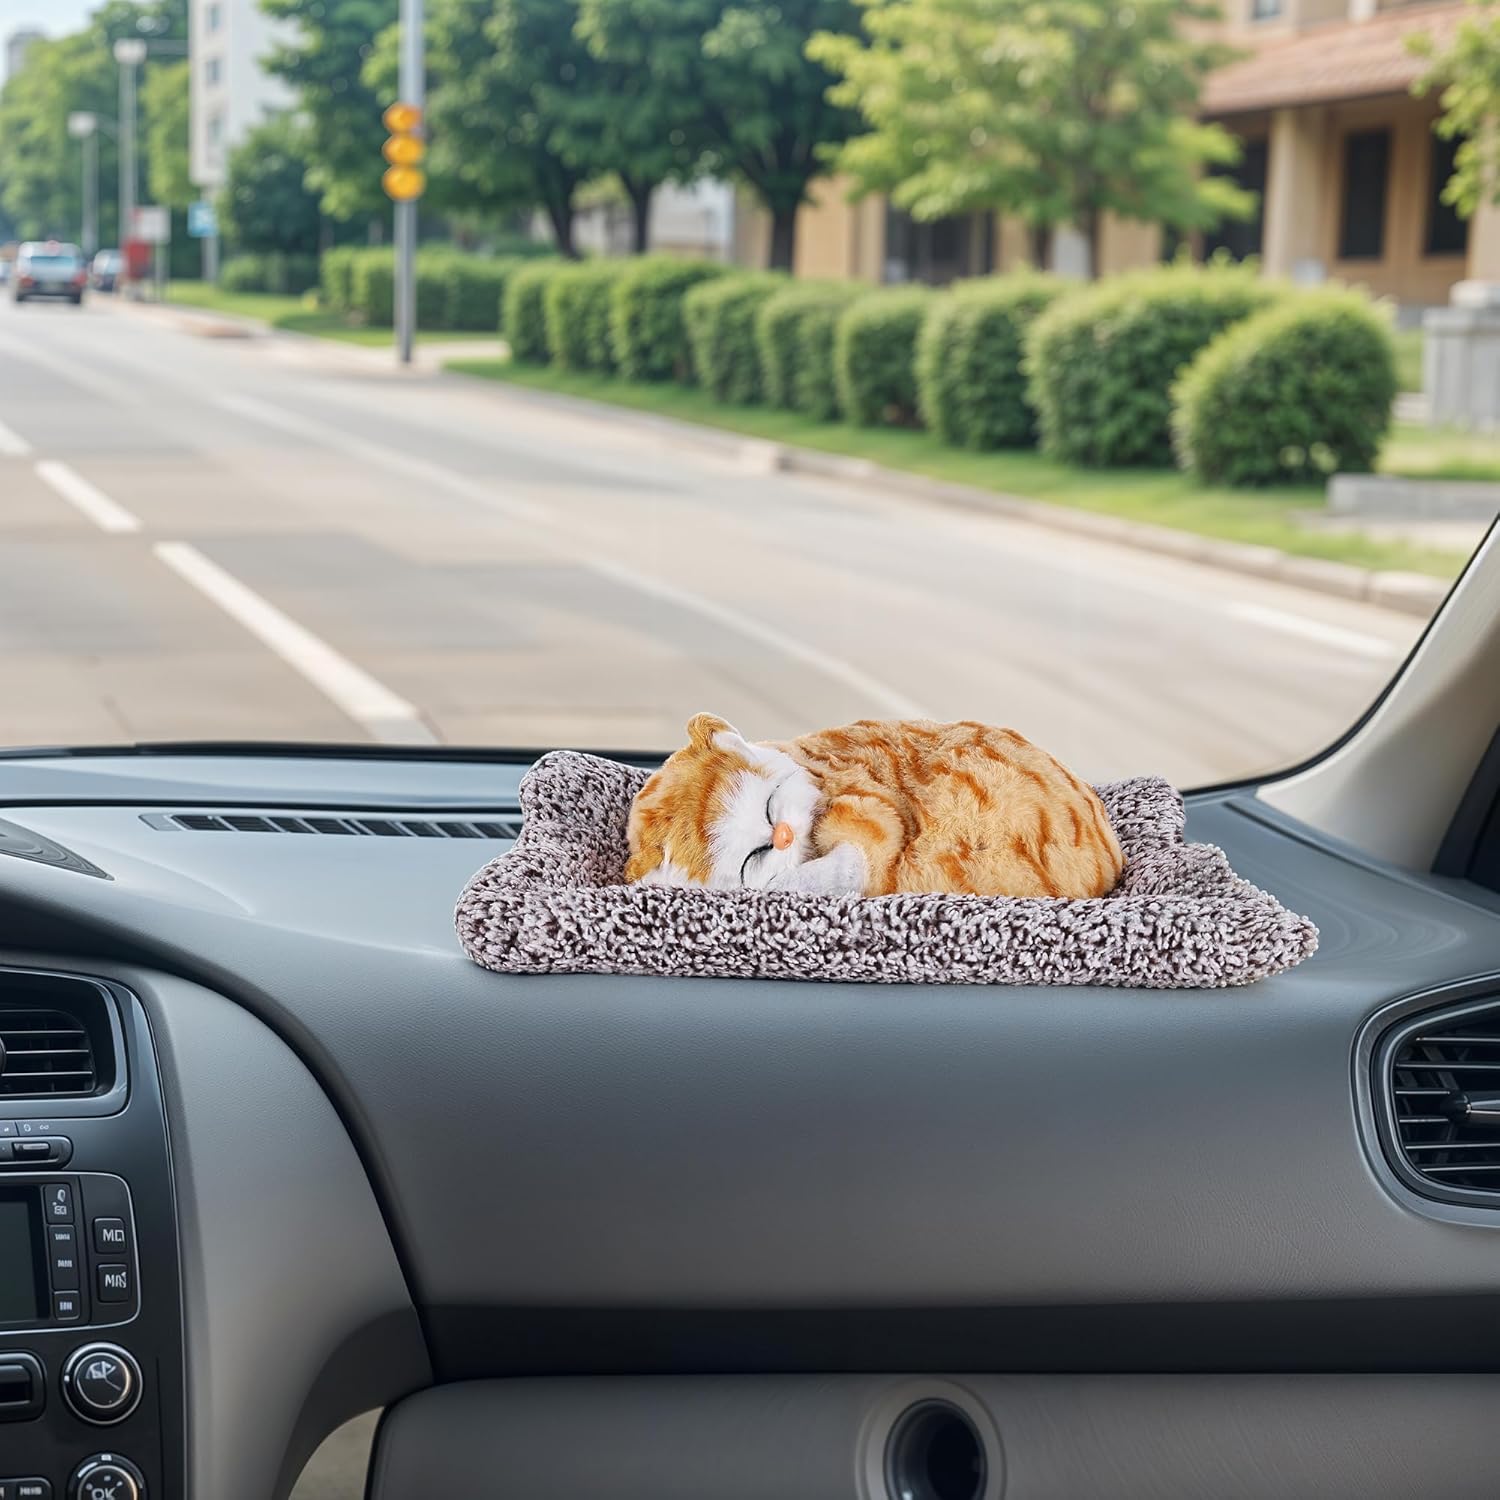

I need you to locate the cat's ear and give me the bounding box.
[686,712,734,750]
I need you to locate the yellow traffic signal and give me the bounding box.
[382,102,426,202]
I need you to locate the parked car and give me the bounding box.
[91,248,123,292]
[12,240,88,305]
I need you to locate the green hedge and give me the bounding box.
[682,273,786,404]
[1172,288,1397,486]
[351,251,395,327]
[834,287,934,427]
[505,259,569,363]
[610,256,729,382]
[756,281,861,411]
[1027,263,1277,467]
[320,246,360,314]
[415,251,456,328]
[445,257,518,332]
[219,251,319,296]
[916,274,1067,449]
[544,261,627,371]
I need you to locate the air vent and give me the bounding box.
[140,811,522,840]
[1384,1000,1500,1201]
[0,1007,97,1098]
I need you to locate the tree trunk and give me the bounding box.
[768,206,797,272]
[1080,209,1101,280]
[1028,222,1053,271]
[545,198,577,259]
[623,178,653,254]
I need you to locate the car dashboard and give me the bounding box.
[2,748,1500,1499]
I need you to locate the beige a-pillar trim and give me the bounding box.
[1262,104,1331,280]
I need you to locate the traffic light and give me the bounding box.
[382,102,426,202]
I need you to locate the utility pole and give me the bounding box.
[67,113,100,257]
[392,0,426,366]
[114,39,147,254]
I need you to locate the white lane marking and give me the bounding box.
[35,460,142,534]
[216,392,933,719]
[0,418,32,457]
[153,542,439,746]
[1225,601,1399,660]
[0,328,143,406]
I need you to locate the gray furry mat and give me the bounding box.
[455,750,1318,988]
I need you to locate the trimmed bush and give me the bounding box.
[1026,263,1277,467]
[445,257,519,332]
[219,252,318,296]
[683,272,786,404]
[1172,288,1397,486]
[834,287,934,427]
[415,251,456,327]
[505,259,569,363]
[544,260,628,371]
[351,251,395,327]
[320,247,359,314]
[610,256,729,383]
[756,281,861,410]
[916,274,1068,449]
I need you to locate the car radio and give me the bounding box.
[0,970,183,1500]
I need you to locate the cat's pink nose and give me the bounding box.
[772,821,795,851]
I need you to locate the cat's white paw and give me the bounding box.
[775,842,866,896]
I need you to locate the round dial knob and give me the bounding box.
[70,1453,146,1500]
[62,1344,143,1425]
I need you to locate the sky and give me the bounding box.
[2,0,100,78]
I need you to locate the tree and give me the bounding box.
[1413,4,1500,220]
[144,59,193,211]
[262,0,399,227]
[809,0,1253,277]
[579,0,864,271]
[219,114,324,254]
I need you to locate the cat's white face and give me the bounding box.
[706,734,823,890]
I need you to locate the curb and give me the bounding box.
[443,375,1452,619]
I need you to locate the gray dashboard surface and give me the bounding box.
[1,751,1500,1375]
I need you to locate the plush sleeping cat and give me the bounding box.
[626,713,1123,899]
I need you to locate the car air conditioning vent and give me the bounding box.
[0,1007,97,1098]
[141,811,523,840]
[1385,1001,1500,1200]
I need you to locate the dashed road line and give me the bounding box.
[35,460,142,534]
[1224,602,1399,661]
[0,417,32,457]
[153,542,438,746]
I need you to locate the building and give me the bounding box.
[574,181,739,260]
[188,0,294,193]
[3,28,44,82]
[781,0,1500,316]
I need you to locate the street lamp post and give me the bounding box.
[113,38,147,254]
[396,0,425,366]
[67,112,100,257]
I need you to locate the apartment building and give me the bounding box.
[779,0,1497,314]
[3,28,43,82]
[188,0,293,192]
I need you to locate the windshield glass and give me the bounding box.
[0,0,1492,787]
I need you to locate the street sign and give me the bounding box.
[131,205,170,245]
[187,200,217,239]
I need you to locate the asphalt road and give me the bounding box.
[0,291,1432,789]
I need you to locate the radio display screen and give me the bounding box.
[0,1190,43,1323]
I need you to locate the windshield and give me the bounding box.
[0,0,1492,788]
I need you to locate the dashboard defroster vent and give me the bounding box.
[0,1007,98,1098]
[1383,1000,1500,1202]
[141,811,522,840]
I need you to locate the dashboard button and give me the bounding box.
[0,1120,15,1136]
[69,1456,143,1500]
[44,1185,73,1223]
[91,1219,127,1257]
[0,1353,44,1420]
[61,1346,142,1425]
[50,1223,80,1291]
[16,1482,52,1500]
[53,1291,82,1323]
[95,1265,131,1304]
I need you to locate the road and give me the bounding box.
[0,292,1433,788]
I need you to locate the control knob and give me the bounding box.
[61,1344,142,1425]
[69,1453,146,1500]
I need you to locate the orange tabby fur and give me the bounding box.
[627,714,1123,899]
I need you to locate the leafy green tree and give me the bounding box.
[809,0,1253,277]
[219,115,324,254]
[144,59,193,211]
[1413,5,1500,219]
[262,0,398,227]
[579,0,863,270]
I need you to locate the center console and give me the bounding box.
[0,971,183,1500]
